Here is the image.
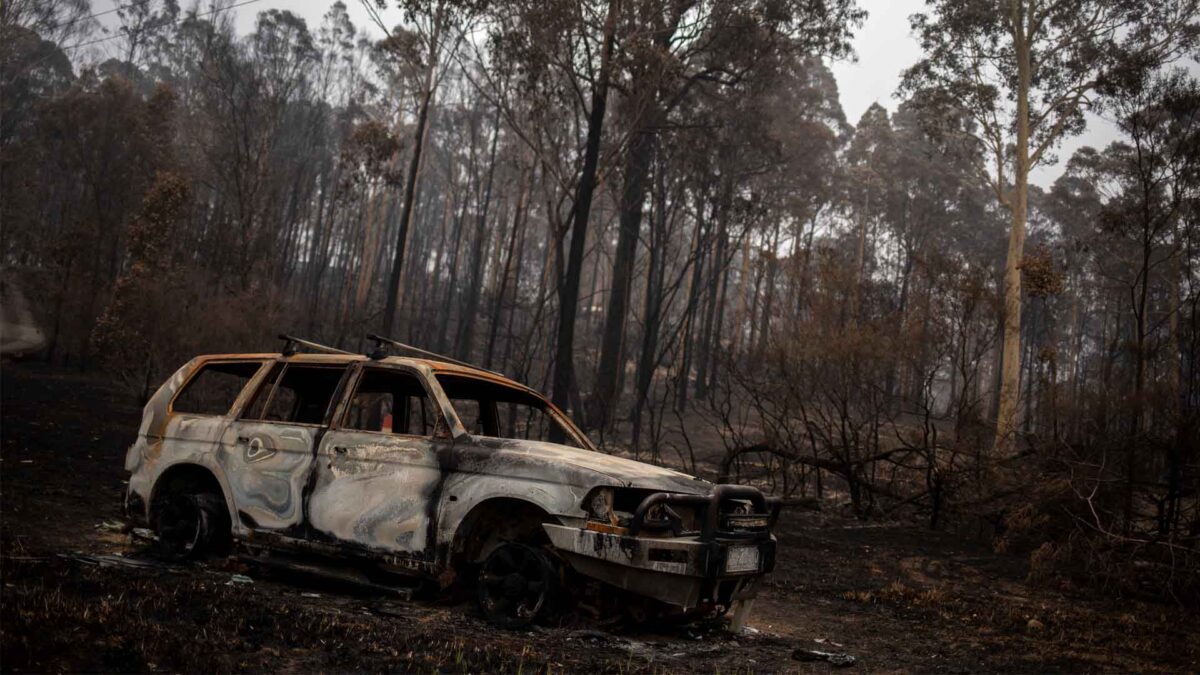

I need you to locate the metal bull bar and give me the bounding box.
[627,484,782,540]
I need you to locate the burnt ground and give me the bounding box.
[1,363,1197,673]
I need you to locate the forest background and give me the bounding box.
[3,0,1199,602]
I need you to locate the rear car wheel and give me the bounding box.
[476,542,560,628]
[154,483,231,561]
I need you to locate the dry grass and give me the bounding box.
[0,557,581,673]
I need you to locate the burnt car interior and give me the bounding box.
[171,361,262,415]
[342,367,435,435]
[434,374,584,448]
[243,363,344,425]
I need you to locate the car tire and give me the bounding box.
[476,542,561,629]
[154,483,231,561]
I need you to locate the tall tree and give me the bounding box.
[902,0,1199,453]
[591,0,865,429]
[1076,71,1200,531]
[372,0,473,335]
[550,0,620,422]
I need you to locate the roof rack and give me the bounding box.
[279,334,354,357]
[365,334,504,376]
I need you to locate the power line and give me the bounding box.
[3,0,265,82]
[56,0,158,31]
[61,0,265,52]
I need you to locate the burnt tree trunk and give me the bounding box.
[593,124,656,429]
[456,106,502,360]
[382,38,440,335]
[549,0,619,428]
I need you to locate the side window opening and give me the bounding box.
[172,362,264,416]
[242,363,345,425]
[434,374,585,449]
[495,401,560,444]
[451,398,485,435]
[343,368,436,436]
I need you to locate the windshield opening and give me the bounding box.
[434,374,589,450]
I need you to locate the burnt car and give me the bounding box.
[124,336,779,629]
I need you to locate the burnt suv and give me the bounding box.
[124,336,779,628]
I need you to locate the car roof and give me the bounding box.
[194,352,542,398]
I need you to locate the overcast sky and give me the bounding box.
[825,0,1130,187]
[91,0,1187,188]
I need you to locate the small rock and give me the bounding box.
[815,637,844,647]
[827,653,856,667]
[794,648,857,668]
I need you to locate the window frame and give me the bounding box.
[238,360,351,428]
[167,359,270,418]
[333,363,442,439]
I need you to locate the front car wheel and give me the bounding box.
[476,542,560,628]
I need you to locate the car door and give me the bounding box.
[307,363,446,557]
[218,360,348,533]
[163,359,270,465]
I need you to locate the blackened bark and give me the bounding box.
[592,125,655,428]
[382,57,437,335]
[486,165,532,369]
[456,106,503,360]
[695,177,731,399]
[631,159,668,455]
[549,0,619,427]
[675,191,709,408]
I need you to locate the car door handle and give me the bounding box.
[243,437,274,462]
[333,446,348,455]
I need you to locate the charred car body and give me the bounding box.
[124,336,779,628]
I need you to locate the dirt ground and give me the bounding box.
[2,363,1197,673]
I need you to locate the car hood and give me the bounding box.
[470,436,711,494]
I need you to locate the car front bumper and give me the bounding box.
[542,485,780,609]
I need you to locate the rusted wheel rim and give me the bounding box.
[157,494,205,558]
[478,543,552,627]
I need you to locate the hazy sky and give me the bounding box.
[825,0,1128,187]
[90,0,1180,188]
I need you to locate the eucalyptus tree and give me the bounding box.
[111,0,180,66]
[844,103,894,323]
[1079,72,1200,533]
[590,0,865,430]
[370,0,482,336]
[0,2,78,151]
[477,0,622,418]
[192,10,318,287]
[901,0,1200,454]
[0,0,92,48]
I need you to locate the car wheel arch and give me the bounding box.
[448,497,557,570]
[149,462,234,524]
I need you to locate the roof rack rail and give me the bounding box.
[279,334,354,357]
[365,334,504,376]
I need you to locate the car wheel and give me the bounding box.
[155,485,230,561]
[476,542,559,628]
